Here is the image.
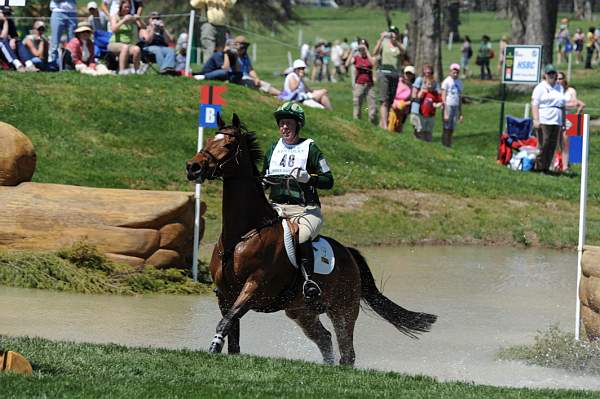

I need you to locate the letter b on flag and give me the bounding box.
[199,104,222,128]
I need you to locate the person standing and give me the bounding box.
[346,39,376,124]
[557,71,585,171]
[441,64,464,147]
[531,64,565,173]
[48,0,78,66]
[263,102,334,302]
[585,27,595,69]
[373,26,404,129]
[460,35,472,79]
[574,27,585,65]
[477,34,492,80]
[410,64,440,142]
[497,35,509,78]
[191,0,235,63]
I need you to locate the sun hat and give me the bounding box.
[234,35,250,45]
[403,65,416,75]
[450,63,461,71]
[292,59,307,69]
[74,21,93,34]
[150,11,161,18]
[87,1,98,10]
[33,20,45,30]
[544,64,557,74]
[388,25,400,35]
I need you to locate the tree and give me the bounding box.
[409,0,442,79]
[525,0,558,65]
[496,0,510,18]
[442,0,461,42]
[510,0,528,44]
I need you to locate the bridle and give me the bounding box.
[198,131,242,181]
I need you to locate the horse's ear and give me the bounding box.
[217,112,225,129]
[232,113,241,130]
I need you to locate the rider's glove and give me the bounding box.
[295,169,311,184]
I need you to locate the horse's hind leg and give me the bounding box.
[285,309,335,365]
[328,302,359,366]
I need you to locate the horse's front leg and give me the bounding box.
[216,297,241,354]
[209,279,258,354]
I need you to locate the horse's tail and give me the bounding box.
[346,246,437,339]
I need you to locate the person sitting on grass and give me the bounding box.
[108,0,145,75]
[139,12,177,75]
[20,20,49,71]
[65,21,112,75]
[279,59,332,110]
[194,39,240,82]
[0,6,38,72]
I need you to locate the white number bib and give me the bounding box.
[267,138,313,176]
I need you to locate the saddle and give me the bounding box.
[281,219,335,275]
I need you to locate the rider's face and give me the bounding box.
[278,118,299,144]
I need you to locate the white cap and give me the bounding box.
[292,59,307,69]
[87,1,98,10]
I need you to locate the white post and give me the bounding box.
[524,103,530,118]
[568,52,573,82]
[287,51,293,68]
[192,125,204,282]
[252,43,256,62]
[185,10,195,75]
[448,32,454,50]
[298,28,303,47]
[196,47,201,66]
[575,114,590,341]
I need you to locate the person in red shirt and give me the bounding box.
[346,39,376,124]
[415,78,443,142]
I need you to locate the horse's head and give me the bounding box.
[186,113,262,183]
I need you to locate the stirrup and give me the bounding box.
[303,279,322,300]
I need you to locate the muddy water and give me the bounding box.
[1,246,598,390]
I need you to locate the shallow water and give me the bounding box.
[1,245,598,390]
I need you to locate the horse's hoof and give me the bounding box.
[209,334,224,353]
[208,343,222,354]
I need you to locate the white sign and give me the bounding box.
[3,0,27,6]
[502,45,542,85]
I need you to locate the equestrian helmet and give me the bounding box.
[274,101,305,128]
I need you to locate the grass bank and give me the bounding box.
[1,10,600,254]
[0,242,210,295]
[0,335,598,399]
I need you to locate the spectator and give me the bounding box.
[460,35,472,79]
[88,2,109,32]
[300,41,310,64]
[322,41,332,82]
[410,64,440,142]
[477,34,492,80]
[497,35,509,78]
[585,27,595,69]
[139,12,177,75]
[331,39,344,82]
[279,59,332,110]
[346,39,376,124]
[556,19,570,65]
[573,28,584,65]
[234,35,280,96]
[21,20,49,71]
[48,0,78,66]
[195,39,239,82]
[194,0,234,63]
[531,64,565,173]
[373,25,405,129]
[102,0,143,17]
[348,36,360,86]
[310,40,324,82]
[65,21,111,75]
[175,32,188,73]
[340,37,350,74]
[557,71,585,172]
[108,0,145,75]
[0,6,37,71]
[441,63,464,147]
[389,65,416,133]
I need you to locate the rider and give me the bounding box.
[262,101,334,302]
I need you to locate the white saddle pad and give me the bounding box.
[313,237,335,275]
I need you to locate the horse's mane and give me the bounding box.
[228,123,263,176]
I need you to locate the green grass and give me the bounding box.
[0,241,211,294]
[0,335,598,398]
[499,325,600,376]
[2,9,600,254]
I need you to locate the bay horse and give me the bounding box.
[185,113,437,366]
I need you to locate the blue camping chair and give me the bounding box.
[94,30,112,58]
[505,115,533,144]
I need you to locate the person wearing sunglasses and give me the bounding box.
[21,20,49,71]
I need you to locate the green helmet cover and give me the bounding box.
[274,101,305,128]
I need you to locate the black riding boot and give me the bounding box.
[300,241,321,301]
